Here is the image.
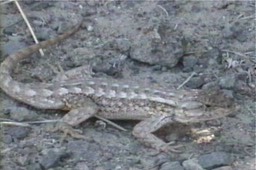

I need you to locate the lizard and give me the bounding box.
[0,21,237,152]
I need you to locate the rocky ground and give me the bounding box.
[0,1,255,170]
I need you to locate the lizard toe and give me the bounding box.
[52,122,87,141]
[159,143,185,153]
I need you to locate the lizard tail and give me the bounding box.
[0,21,82,109]
[0,21,82,75]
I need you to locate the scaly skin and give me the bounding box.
[0,21,237,152]
[0,21,82,109]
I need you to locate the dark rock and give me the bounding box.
[39,149,69,169]
[202,81,219,90]
[203,48,222,65]
[182,56,198,72]
[3,25,18,35]
[185,77,205,89]
[236,71,249,81]
[35,27,54,41]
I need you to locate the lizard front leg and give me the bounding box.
[132,114,182,152]
[54,97,98,139]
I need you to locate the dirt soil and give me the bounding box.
[0,1,255,170]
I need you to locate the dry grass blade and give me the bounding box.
[13,0,44,56]
[0,121,31,127]
[94,115,127,131]
[1,0,44,56]
[0,0,14,5]
[177,72,197,89]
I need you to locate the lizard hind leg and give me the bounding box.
[132,115,183,153]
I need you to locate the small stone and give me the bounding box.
[212,166,233,170]
[87,25,94,32]
[182,158,204,170]
[3,25,17,35]
[160,161,184,170]
[74,162,90,170]
[26,163,42,170]
[222,22,247,42]
[39,149,69,169]
[202,81,219,90]
[198,152,232,169]
[10,107,36,122]
[2,135,12,144]
[115,38,131,52]
[219,74,236,89]
[2,36,26,55]
[6,127,31,140]
[35,27,53,41]
[185,77,205,89]
[182,56,198,72]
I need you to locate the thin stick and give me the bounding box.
[1,117,127,131]
[0,0,13,5]
[157,5,169,16]
[0,119,60,127]
[94,115,127,131]
[14,0,44,56]
[0,121,31,127]
[222,50,256,64]
[177,72,197,89]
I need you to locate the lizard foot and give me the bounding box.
[51,122,86,141]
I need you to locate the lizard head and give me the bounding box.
[173,88,238,123]
[197,88,235,108]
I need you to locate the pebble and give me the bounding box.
[10,107,37,122]
[39,149,69,169]
[219,74,236,89]
[6,126,31,140]
[182,158,204,170]
[198,152,232,169]
[160,161,184,170]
